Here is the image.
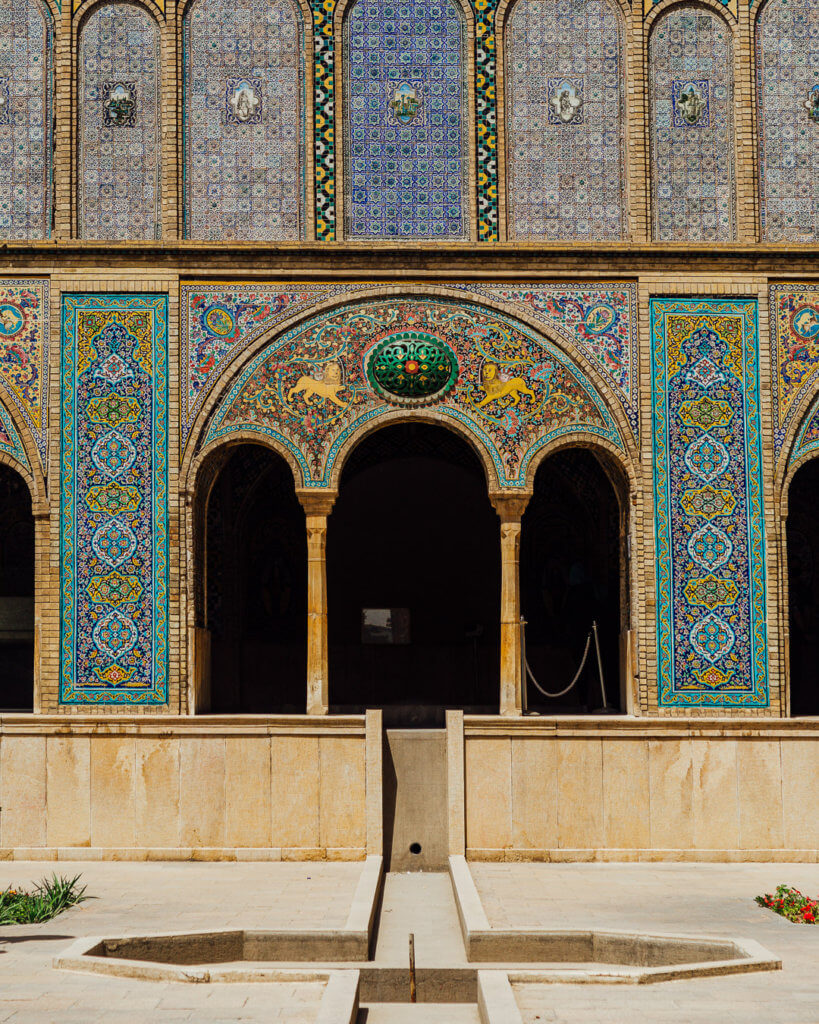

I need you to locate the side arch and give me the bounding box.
[0,393,45,512]
[185,291,634,497]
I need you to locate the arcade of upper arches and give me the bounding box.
[0,0,817,242]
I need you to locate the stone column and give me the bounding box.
[298,492,337,716]
[491,495,530,717]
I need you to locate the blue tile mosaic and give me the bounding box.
[649,6,735,242]
[183,0,306,241]
[343,0,468,239]
[756,0,819,243]
[504,0,625,241]
[79,3,161,241]
[0,0,52,240]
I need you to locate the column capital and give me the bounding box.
[489,491,531,522]
[297,490,338,518]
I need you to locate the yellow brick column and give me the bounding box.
[491,494,530,717]
[299,492,337,716]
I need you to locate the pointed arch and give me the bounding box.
[77,1,162,240]
[648,1,736,242]
[498,0,628,241]
[0,0,53,240]
[182,0,312,240]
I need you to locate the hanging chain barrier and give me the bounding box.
[520,617,610,708]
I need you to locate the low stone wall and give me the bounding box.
[454,715,819,861]
[0,714,379,860]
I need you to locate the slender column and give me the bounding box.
[491,495,530,717]
[298,492,337,716]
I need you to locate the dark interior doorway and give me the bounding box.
[0,465,34,710]
[787,458,819,715]
[327,423,500,725]
[204,444,307,713]
[520,448,625,714]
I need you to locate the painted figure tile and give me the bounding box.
[79,3,161,241]
[0,278,48,465]
[205,297,622,488]
[651,298,767,707]
[756,0,819,242]
[649,6,735,242]
[343,0,468,239]
[183,0,306,241]
[771,283,819,459]
[60,294,168,704]
[504,0,625,241]
[0,0,52,239]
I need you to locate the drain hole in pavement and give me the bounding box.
[409,843,422,855]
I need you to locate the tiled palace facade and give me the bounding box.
[0,0,818,862]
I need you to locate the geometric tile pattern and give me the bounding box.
[770,283,819,460]
[342,0,468,239]
[504,0,625,241]
[651,298,768,707]
[78,4,161,241]
[0,278,49,465]
[0,0,52,238]
[310,0,338,240]
[0,394,28,469]
[649,6,735,242]
[182,0,305,241]
[756,0,819,242]
[475,0,499,240]
[181,282,638,448]
[205,296,623,488]
[60,294,168,704]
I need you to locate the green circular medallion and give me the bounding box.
[366,331,458,407]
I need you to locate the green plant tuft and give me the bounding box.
[755,884,818,924]
[0,874,91,925]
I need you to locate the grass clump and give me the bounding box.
[0,874,90,925]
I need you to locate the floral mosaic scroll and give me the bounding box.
[771,284,819,463]
[205,296,622,488]
[651,298,768,708]
[60,295,169,704]
[0,279,48,467]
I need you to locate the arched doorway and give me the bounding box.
[202,444,307,712]
[327,423,500,724]
[0,464,35,710]
[787,458,819,715]
[520,448,626,713]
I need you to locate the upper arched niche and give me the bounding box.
[502,0,626,241]
[341,0,469,240]
[756,0,819,243]
[0,0,53,240]
[182,0,307,241]
[197,295,624,492]
[78,2,161,240]
[648,3,735,242]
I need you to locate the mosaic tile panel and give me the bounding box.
[78,3,161,241]
[0,278,48,465]
[205,297,622,487]
[311,0,336,240]
[651,298,767,707]
[0,395,28,468]
[0,0,52,239]
[504,0,625,241]
[649,6,735,242]
[475,0,499,240]
[60,294,168,704]
[343,0,468,239]
[182,282,636,448]
[644,0,736,20]
[770,284,819,459]
[472,284,638,434]
[756,0,819,243]
[791,395,819,464]
[183,0,306,241]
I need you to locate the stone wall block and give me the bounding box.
[90,736,136,849]
[46,736,90,848]
[180,737,226,848]
[465,737,512,852]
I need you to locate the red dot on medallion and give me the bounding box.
[404,360,420,374]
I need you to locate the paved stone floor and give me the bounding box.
[0,860,363,1022]
[471,862,819,1023]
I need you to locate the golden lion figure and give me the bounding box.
[287,361,348,409]
[475,363,535,408]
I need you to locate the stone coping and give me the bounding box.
[0,714,366,736]
[462,716,819,738]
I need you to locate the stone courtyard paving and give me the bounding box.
[471,862,819,1024]
[0,860,364,1022]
